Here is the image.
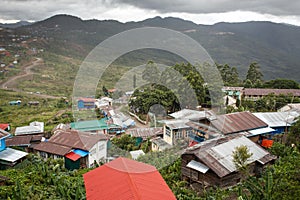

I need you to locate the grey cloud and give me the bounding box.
[112,0,300,16]
[1,0,300,22]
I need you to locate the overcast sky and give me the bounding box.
[1,0,300,26]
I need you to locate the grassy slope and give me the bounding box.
[0,90,72,133]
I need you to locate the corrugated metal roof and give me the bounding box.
[34,142,72,156]
[169,109,206,120]
[211,111,268,134]
[6,135,33,146]
[162,119,190,129]
[77,98,96,103]
[184,134,275,178]
[222,87,244,91]
[187,160,209,173]
[278,103,300,112]
[70,119,108,132]
[244,88,300,96]
[150,137,172,150]
[65,152,81,161]
[253,112,299,127]
[209,136,268,173]
[73,149,89,157]
[127,127,163,140]
[0,148,28,162]
[15,122,44,135]
[50,130,108,151]
[247,127,275,136]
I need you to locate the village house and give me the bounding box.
[77,97,96,110]
[0,129,28,169]
[181,135,276,190]
[151,136,172,151]
[162,119,191,145]
[127,127,163,141]
[210,111,275,143]
[243,88,300,101]
[15,121,44,136]
[83,157,176,200]
[253,111,299,135]
[5,134,44,152]
[0,124,10,132]
[167,109,220,147]
[33,129,108,169]
[70,118,122,134]
[222,86,244,100]
[94,97,113,108]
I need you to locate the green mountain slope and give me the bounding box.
[17,14,300,82]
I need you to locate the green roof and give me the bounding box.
[70,118,108,132]
[70,118,122,132]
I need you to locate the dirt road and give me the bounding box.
[0,58,61,99]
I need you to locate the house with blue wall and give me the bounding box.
[253,112,299,136]
[0,129,28,169]
[0,130,10,151]
[77,98,96,110]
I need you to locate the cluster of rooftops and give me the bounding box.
[0,101,299,199]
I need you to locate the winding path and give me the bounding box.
[0,58,60,99]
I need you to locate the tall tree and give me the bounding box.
[217,64,240,86]
[245,63,263,86]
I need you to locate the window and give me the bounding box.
[165,126,171,137]
[175,131,182,139]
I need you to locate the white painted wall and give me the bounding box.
[88,140,107,167]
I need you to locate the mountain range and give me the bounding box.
[2,14,300,82]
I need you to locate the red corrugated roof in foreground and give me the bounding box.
[83,157,176,200]
[65,152,81,161]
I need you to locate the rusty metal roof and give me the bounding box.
[127,127,163,140]
[34,142,72,156]
[6,135,31,146]
[6,134,43,147]
[50,129,108,151]
[210,111,268,134]
[244,88,300,96]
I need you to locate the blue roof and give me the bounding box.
[73,149,89,157]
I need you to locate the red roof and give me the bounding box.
[77,98,96,103]
[65,152,81,161]
[189,140,198,147]
[83,157,176,200]
[0,124,9,130]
